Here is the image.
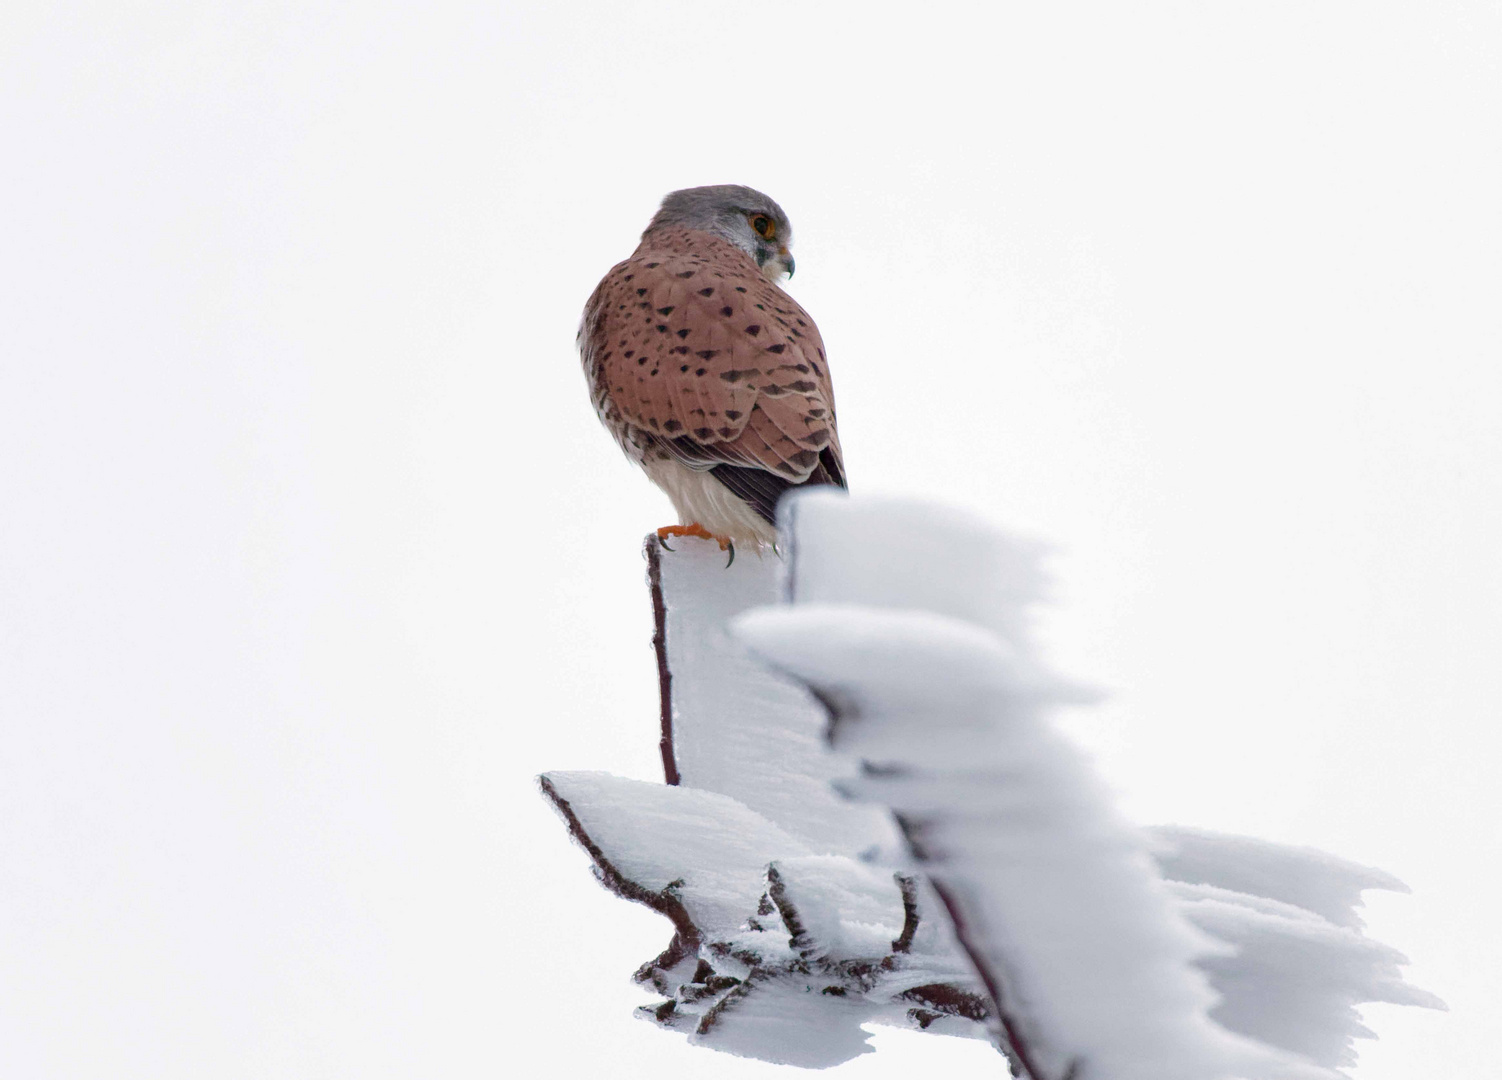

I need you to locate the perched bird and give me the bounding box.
[578,185,845,555]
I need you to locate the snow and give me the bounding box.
[781,493,1053,650]
[1145,827,1445,1068]
[650,537,900,857]
[539,771,993,1068]
[735,604,1325,1080]
[1147,826,1408,931]
[542,491,1438,1076]
[1169,880,1445,1068]
[541,771,812,937]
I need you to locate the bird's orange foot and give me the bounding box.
[657,522,726,549]
[656,523,736,566]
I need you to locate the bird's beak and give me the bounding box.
[781,249,795,279]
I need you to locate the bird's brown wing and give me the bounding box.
[580,229,844,523]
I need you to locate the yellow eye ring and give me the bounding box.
[750,214,775,239]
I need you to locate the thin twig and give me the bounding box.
[644,536,679,785]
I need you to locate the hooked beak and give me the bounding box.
[759,246,795,283]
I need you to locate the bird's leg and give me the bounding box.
[656,522,735,565]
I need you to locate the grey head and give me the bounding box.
[645,184,796,281]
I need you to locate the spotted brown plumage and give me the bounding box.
[578,187,845,546]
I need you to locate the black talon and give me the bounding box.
[724,541,735,568]
[659,536,674,552]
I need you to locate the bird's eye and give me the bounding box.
[750,214,775,239]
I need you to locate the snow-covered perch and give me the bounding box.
[541,513,993,1067]
[540,493,1439,1076]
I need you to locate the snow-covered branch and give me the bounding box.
[541,492,1438,1075]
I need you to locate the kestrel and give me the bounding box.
[578,185,845,553]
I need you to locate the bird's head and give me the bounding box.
[645,184,796,282]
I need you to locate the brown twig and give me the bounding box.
[765,863,815,959]
[924,868,1051,1080]
[644,536,679,785]
[537,773,698,989]
[891,873,921,954]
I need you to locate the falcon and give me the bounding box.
[578,185,845,558]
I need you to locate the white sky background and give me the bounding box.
[1,2,1496,1077]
